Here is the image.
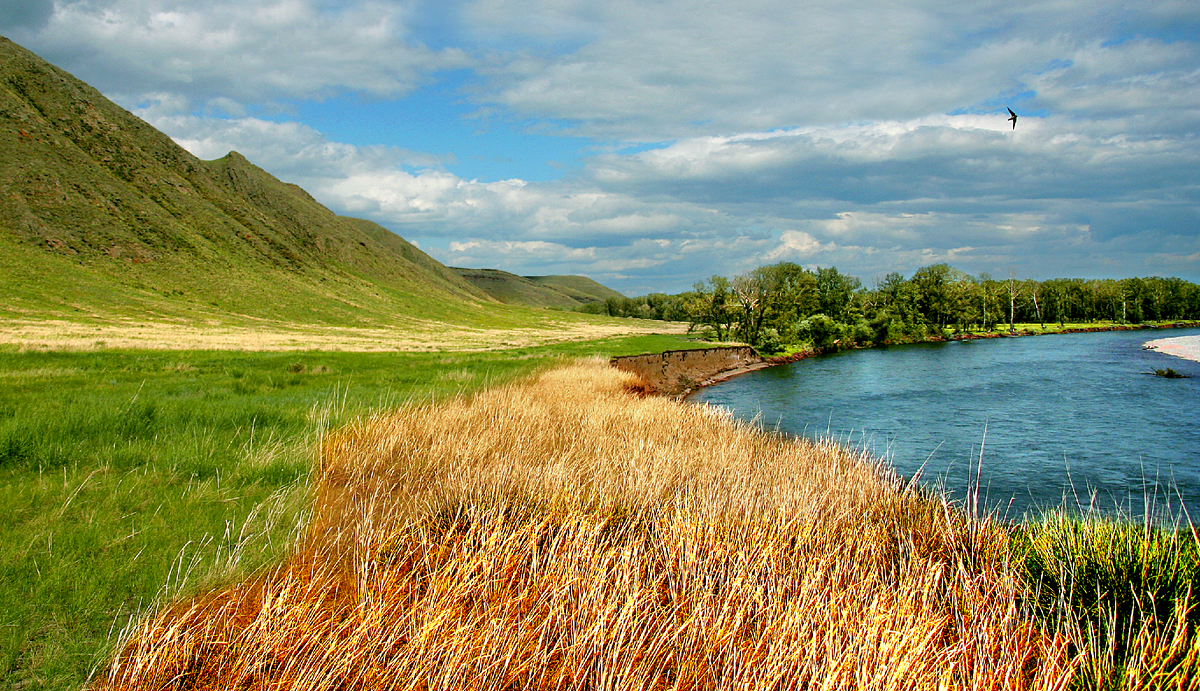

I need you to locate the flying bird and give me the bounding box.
[1007,107,1018,130]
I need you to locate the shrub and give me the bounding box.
[754,327,785,354]
[797,313,839,350]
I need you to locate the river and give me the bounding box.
[689,328,1200,521]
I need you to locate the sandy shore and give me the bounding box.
[1143,334,1200,363]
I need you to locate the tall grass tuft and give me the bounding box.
[93,361,1116,689]
[1015,512,1200,689]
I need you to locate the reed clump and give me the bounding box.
[95,360,1082,689]
[1016,513,1200,689]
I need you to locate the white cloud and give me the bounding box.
[766,230,827,260]
[17,0,1196,148]
[1030,39,1200,133]
[441,237,674,281]
[7,0,1198,291]
[459,0,1175,141]
[142,110,446,176]
[142,105,1199,292]
[19,0,470,109]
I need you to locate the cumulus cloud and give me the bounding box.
[591,114,1198,206]
[460,0,1192,141]
[8,0,1199,291]
[143,103,1199,293]
[140,111,797,290]
[14,0,469,111]
[19,0,1198,146]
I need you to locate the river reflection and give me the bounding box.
[689,329,1200,520]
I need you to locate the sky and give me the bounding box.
[3,0,1199,295]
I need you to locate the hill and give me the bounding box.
[526,275,625,304]
[0,36,504,332]
[452,268,624,309]
[451,268,585,309]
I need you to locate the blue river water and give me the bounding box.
[689,328,1200,520]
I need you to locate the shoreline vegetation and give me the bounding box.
[90,362,1200,690]
[581,261,1200,359]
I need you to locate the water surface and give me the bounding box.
[690,329,1200,519]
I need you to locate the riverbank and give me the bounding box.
[1144,334,1200,363]
[611,346,820,397]
[92,361,1200,689]
[615,321,1200,399]
[94,363,1066,689]
[951,320,1200,341]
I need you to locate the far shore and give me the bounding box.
[638,321,1200,399]
[1144,334,1200,363]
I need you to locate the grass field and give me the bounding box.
[0,335,703,691]
[4,338,1200,690]
[84,362,1200,690]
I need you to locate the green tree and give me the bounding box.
[690,275,736,340]
[815,266,861,323]
[798,313,840,351]
[732,270,772,345]
[762,262,819,340]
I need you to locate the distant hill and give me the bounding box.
[451,269,625,309]
[451,269,581,309]
[0,35,504,328]
[526,276,625,304]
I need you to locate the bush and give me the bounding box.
[847,320,874,346]
[754,328,785,355]
[797,314,839,350]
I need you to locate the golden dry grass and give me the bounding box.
[0,318,685,352]
[93,360,1075,690]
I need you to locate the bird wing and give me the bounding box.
[1007,107,1016,117]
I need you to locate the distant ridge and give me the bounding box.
[526,275,624,304]
[0,35,493,326]
[451,268,624,309]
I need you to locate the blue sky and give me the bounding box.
[3,0,1199,294]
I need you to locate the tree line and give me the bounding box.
[579,263,1200,353]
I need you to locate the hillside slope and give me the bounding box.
[453,268,625,309]
[527,275,624,304]
[451,268,584,309]
[0,36,495,328]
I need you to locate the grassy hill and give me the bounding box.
[451,268,584,309]
[452,268,625,309]
[0,36,573,334]
[526,275,625,304]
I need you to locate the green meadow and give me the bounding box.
[5,336,1200,690]
[0,335,700,691]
